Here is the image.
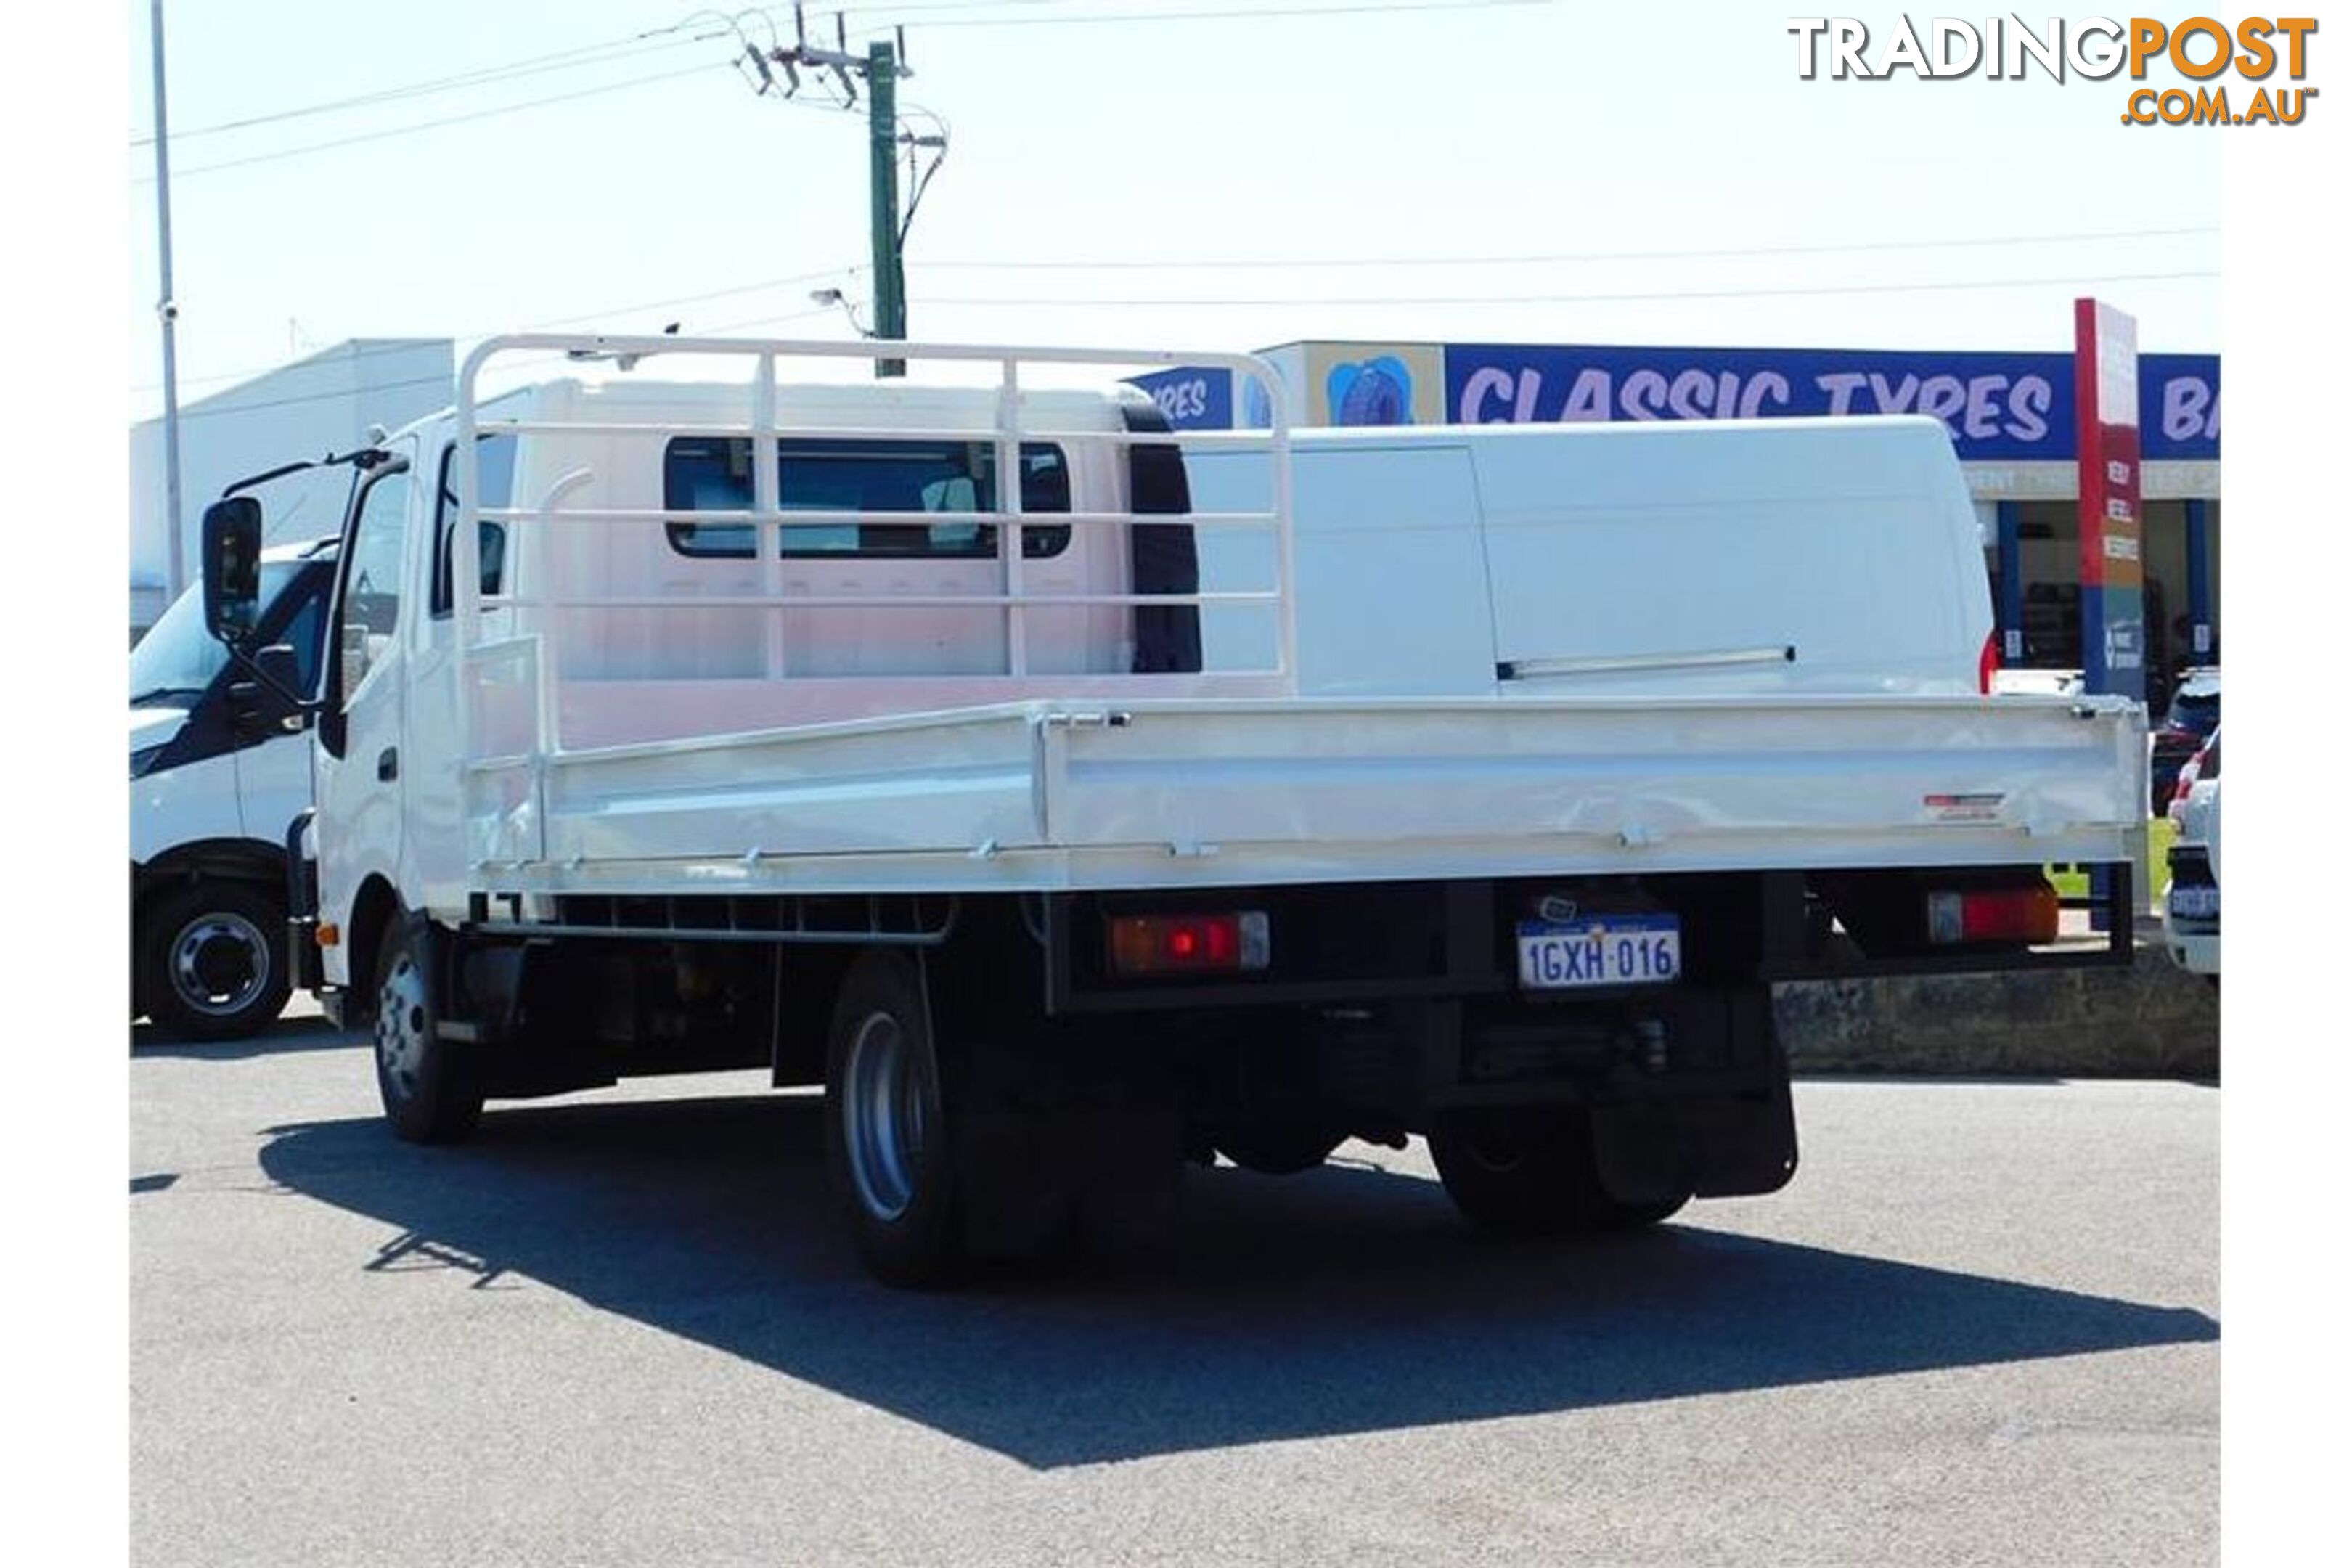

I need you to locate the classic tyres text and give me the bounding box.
[372,918,484,1143]
[824,950,965,1288]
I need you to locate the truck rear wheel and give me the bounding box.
[1427,1108,1689,1236]
[1212,1123,1344,1175]
[372,920,483,1144]
[139,881,293,1042]
[825,951,963,1288]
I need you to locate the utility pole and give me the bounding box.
[867,39,905,377]
[723,9,944,380]
[150,0,187,600]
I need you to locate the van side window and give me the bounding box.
[340,469,412,698]
[430,433,517,615]
[662,438,1071,560]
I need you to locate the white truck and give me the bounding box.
[198,335,2146,1286]
[132,536,337,1038]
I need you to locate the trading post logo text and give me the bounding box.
[1787,16,2319,123]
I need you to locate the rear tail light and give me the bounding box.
[1977,631,2000,695]
[1107,911,1271,976]
[1925,883,2059,945]
[2168,751,2205,821]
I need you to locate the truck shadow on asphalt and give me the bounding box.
[258,1092,2218,1471]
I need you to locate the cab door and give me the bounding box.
[314,444,417,988]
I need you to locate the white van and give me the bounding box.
[1186,417,1999,699]
[131,539,335,1038]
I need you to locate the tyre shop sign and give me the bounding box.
[1445,343,2219,462]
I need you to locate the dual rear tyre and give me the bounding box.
[824,952,963,1288]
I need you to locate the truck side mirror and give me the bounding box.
[202,497,264,646]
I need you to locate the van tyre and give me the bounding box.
[825,951,964,1289]
[140,881,293,1042]
[372,920,483,1144]
[1428,1108,1689,1236]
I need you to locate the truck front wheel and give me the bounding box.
[1427,1108,1688,1236]
[372,920,483,1144]
[139,881,293,1042]
[825,951,963,1288]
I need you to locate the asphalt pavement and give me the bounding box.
[131,1007,2218,1567]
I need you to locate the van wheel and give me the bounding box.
[140,881,293,1042]
[1427,1109,1688,1236]
[372,919,482,1144]
[825,952,963,1288]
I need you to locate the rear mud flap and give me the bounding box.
[957,1093,1183,1261]
[1588,1079,1800,1204]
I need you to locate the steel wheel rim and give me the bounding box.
[843,1010,928,1222]
[376,953,430,1098]
[169,912,272,1017]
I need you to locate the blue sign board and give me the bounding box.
[2139,353,2220,460]
[1440,344,2217,462]
[1127,367,1233,431]
[1134,346,2219,461]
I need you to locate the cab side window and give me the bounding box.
[432,433,516,615]
[340,469,412,698]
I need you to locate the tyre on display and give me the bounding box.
[139,881,293,1042]
[372,918,483,1145]
[1427,1107,1689,1236]
[824,950,964,1288]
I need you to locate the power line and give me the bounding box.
[134,266,864,396]
[148,306,849,428]
[128,32,705,148]
[135,226,2211,396]
[130,60,756,184]
[844,0,1549,31]
[912,269,2222,309]
[921,224,2221,273]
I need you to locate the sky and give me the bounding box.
[125,0,2224,420]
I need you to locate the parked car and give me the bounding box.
[2163,729,2219,979]
[2150,667,2219,814]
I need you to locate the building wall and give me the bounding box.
[130,339,453,637]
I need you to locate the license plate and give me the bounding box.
[1516,914,1681,990]
[2168,884,2220,920]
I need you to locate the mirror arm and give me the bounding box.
[221,642,317,712]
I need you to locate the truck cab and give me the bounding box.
[131,538,335,1038]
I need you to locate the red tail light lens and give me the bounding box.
[1925,883,2059,945]
[1978,631,2001,695]
[1108,912,1271,976]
